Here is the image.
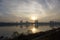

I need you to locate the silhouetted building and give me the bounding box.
[25,21,30,27]
[20,20,23,28]
[35,20,38,28]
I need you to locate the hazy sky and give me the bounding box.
[0,0,60,22]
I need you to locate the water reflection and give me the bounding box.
[0,24,53,37]
[30,27,39,33]
[0,22,60,37]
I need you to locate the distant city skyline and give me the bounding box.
[0,0,60,22]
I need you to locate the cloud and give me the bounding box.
[0,0,60,22]
[45,0,60,9]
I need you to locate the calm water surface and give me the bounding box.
[0,25,52,37]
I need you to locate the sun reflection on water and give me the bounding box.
[28,26,39,33]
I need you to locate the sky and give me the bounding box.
[0,0,60,22]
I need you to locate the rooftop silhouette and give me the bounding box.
[0,20,60,28]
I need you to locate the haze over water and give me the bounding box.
[0,25,52,37]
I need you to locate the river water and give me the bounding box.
[0,25,54,37]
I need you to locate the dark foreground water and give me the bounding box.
[0,25,53,37]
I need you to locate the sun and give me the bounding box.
[30,16,37,21]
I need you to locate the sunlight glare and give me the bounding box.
[30,16,37,21]
[31,27,37,33]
